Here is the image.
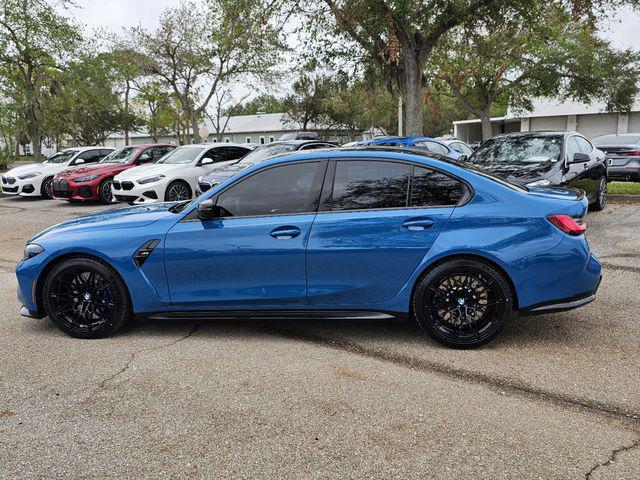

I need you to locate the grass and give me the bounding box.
[609,181,640,195]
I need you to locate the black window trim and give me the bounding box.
[183,159,330,222]
[317,157,473,214]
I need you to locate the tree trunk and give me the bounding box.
[124,80,130,146]
[403,54,423,137]
[480,111,493,141]
[190,111,200,144]
[25,108,42,162]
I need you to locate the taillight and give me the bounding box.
[618,150,640,156]
[547,215,586,236]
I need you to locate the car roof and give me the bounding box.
[264,140,337,147]
[64,146,112,152]
[492,131,570,139]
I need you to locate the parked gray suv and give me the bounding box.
[592,133,640,182]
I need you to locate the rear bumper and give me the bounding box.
[521,274,601,316]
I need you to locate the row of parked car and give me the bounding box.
[1,130,632,211]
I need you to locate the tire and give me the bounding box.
[98,178,114,204]
[589,176,607,212]
[412,258,514,348]
[42,257,131,339]
[164,180,191,202]
[40,176,54,199]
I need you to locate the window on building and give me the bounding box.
[246,137,251,143]
[260,136,265,145]
[269,136,275,143]
[224,138,230,143]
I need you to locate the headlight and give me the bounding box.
[18,172,40,180]
[526,179,552,187]
[73,174,99,183]
[23,244,44,261]
[138,175,165,185]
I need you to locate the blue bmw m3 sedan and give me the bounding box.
[16,147,602,348]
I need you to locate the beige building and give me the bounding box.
[453,98,640,142]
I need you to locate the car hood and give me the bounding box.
[116,163,183,181]
[5,162,64,177]
[57,163,128,178]
[472,161,556,184]
[29,203,176,242]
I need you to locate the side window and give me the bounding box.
[566,137,581,161]
[412,141,448,155]
[217,162,323,217]
[457,143,474,156]
[225,147,248,161]
[412,167,466,207]
[300,143,326,150]
[201,148,226,163]
[576,137,593,154]
[331,160,410,211]
[77,150,101,164]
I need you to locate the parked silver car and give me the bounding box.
[592,133,640,182]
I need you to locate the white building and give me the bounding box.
[104,112,365,148]
[453,98,640,142]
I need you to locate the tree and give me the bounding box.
[428,2,640,140]
[205,89,250,142]
[47,53,143,145]
[282,72,332,130]
[0,0,79,161]
[136,82,182,143]
[132,0,285,143]
[233,94,286,116]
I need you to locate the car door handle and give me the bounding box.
[270,226,301,239]
[402,217,435,231]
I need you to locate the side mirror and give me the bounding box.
[569,152,590,164]
[197,199,223,221]
[136,153,151,165]
[458,154,468,162]
[74,158,84,165]
[200,157,214,166]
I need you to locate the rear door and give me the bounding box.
[306,159,467,306]
[565,135,601,201]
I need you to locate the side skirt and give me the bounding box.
[137,310,407,322]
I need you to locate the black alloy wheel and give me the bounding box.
[590,176,607,212]
[43,257,131,338]
[165,181,191,202]
[41,177,54,199]
[99,178,114,204]
[413,259,514,348]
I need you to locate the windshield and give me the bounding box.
[156,146,205,165]
[470,136,563,165]
[237,144,297,167]
[100,147,140,164]
[44,150,78,164]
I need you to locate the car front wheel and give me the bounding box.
[164,180,191,202]
[42,257,131,338]
[412,258,514,348]
[40,177,54,199]
[98,178,114,204]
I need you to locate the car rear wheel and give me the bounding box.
[98,178,114,204]
[412,259,514,348]
[590,176,607,212]
[40,177,54,199]
[42,257,131,338]
[164,180,191,202]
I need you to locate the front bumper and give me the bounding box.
[52,177,100,201]
[20,305,44,319]
[112,180,162,204]
[1,176,40,196]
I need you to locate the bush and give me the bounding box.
[0,146,12,170]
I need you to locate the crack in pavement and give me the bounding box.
[88,321,206,398]
[265,327,640,429]
[585,437,640,479]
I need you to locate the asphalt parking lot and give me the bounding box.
[0,195,639,479]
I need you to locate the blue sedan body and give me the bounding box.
[358,137,465,160]
[16,149,601,324]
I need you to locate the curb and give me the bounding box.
[609,194,640,204]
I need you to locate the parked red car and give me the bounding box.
[52,144,175,203]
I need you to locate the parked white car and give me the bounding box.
[1,147,113,198]
[111,143,251,204]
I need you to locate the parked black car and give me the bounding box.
[592,133,640,182]
[467,132,608,211]
[196,140,337,194]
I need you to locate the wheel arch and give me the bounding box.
[35,252,133,317]
[409,253,520,313]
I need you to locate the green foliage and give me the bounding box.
[609,182,640,195]
[233,95,286,116]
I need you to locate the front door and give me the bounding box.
[306,159,466,306]
[164,160,326,307]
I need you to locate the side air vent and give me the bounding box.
[133,239,160,267]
